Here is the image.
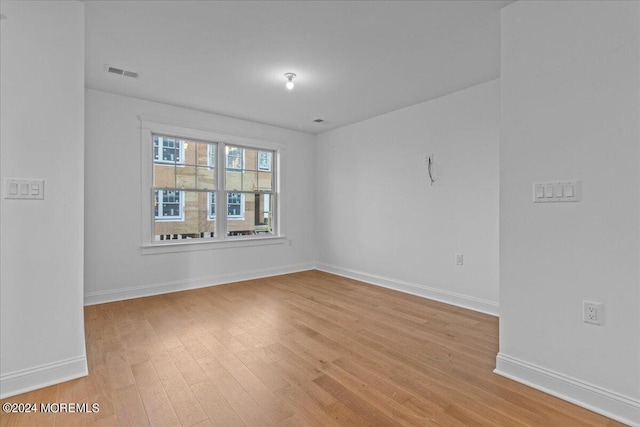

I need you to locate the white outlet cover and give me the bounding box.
[583,301,603,325]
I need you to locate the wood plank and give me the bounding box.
[104,350,136,390]
[274,385,340,427]
[190,380,244,427]
[196,356,271,426]
[313,374,403,426]
[163,382,209,427]
[131,360,181,426]
[234,349,291,392]
[112,384,150,426]
[167,345,208,386]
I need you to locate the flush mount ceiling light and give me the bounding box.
[284,73,296,90]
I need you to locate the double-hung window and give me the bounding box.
[150,131,277,242]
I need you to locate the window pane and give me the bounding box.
[224,146,274,191]
[255,193,273,234]
[244,148,258,171]
[226,191,250,236]
[182,141,195,165]
[154,190,216,241]
[208,192,216,219]
[184,141,214,167]
[227,192,243,218]
[225,170,242,191]
[258,151,272,171]
[226,146,243,170]
[162,145,176,161]
[242,171,257,191]
[257,171,273,191]
[225,170,260,191]
[154,191,159,218]
[153,163,176,188]
[153,136,184,163]
[176,166,196,188]
[154,190,183,220]
[202,143,215,167]
[226,192,274,237]
[196,167,215,190]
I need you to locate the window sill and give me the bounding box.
[141,235,287,255]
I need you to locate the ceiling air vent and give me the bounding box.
[123,70,139,79]
[105,65,139,79]
[107,66,124,75]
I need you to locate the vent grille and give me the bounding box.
[105,65,139,79]
[123,70,139,78]
[107,66,124,75]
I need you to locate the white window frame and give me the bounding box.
[139,116,286,254]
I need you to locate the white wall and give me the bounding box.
[84,90,316,303]
[497,1,640,424]
[315,80,500,315]
[0,1,87,398]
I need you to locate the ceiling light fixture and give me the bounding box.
[284,73,296,90]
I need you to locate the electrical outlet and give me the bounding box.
[583,301,603,325]
[455,254,463,266]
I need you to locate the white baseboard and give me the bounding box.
[495,353,640,426]
[0,356,88,399]
[314,262,499,316]
[84,262,315,305]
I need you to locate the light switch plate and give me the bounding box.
[4,178,45,200]
[533,180,580,203]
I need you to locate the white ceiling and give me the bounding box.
[85,0,511,134]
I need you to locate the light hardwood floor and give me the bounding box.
[0,270,626,426]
